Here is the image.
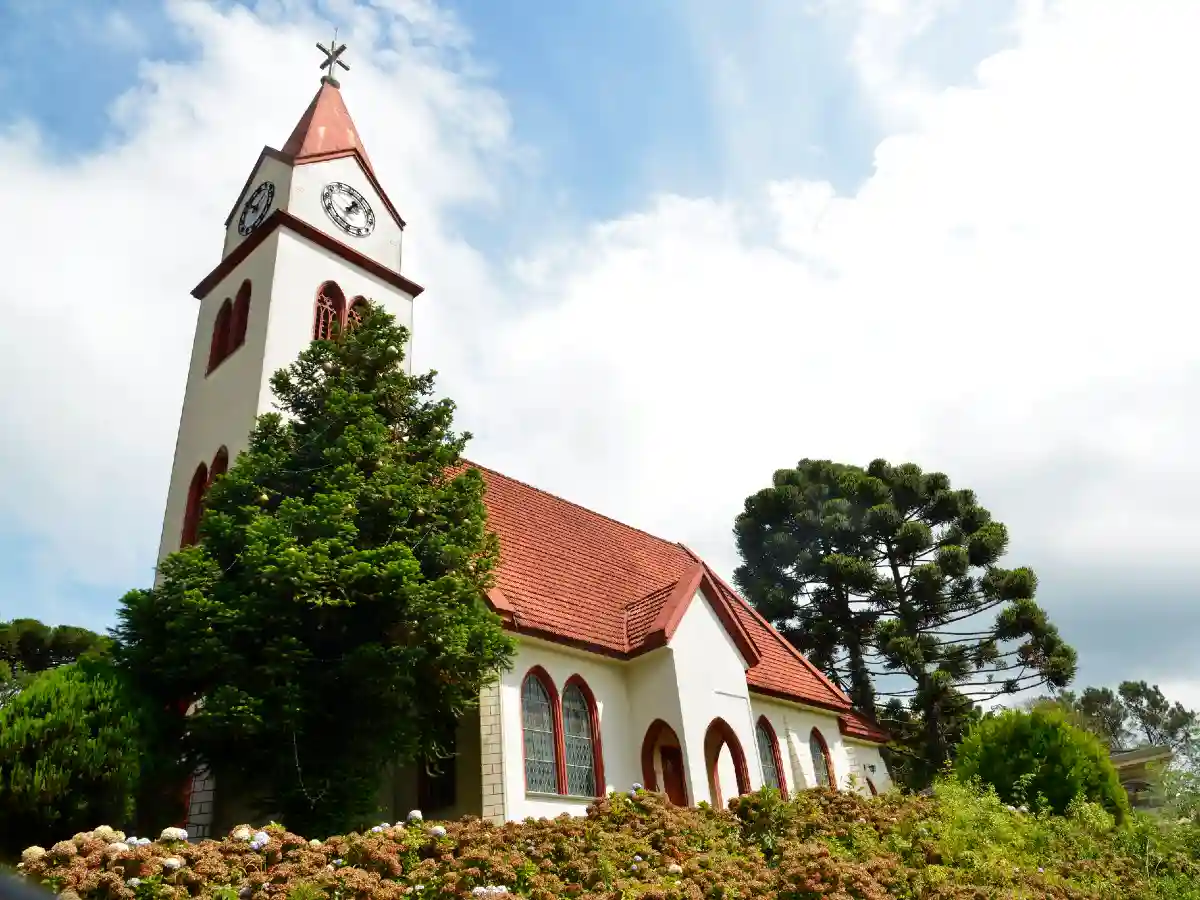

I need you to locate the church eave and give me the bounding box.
[191,209,424,300]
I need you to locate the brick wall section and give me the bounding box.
[479,680,506,823]
[185,766,215,838]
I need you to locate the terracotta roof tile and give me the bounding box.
[470,462,886,740]
[838,712,891,744]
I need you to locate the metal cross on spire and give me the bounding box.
[316,28,350,87]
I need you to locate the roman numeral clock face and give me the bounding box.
[321,182,376,238]
[237,181,275,235]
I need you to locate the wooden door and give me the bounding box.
[660,746,687,806]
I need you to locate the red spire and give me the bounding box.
[281,79,375,174]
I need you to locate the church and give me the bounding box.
[162,45,891,838]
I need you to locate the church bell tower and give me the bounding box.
[156,39,424,568]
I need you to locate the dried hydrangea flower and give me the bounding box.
[231,827,252,842]
[406,809,423,822]
[161,857,183,871]
[667,863,683,875]
[429,825,447,838]
[21,847,46,865]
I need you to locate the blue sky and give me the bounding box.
[3,0,1200,709]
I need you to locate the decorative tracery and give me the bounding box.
[313,281,347,340]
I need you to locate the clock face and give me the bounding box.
[237,181,275,236]
[321,182,376,238]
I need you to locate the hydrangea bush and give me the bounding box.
[15,782,1200,900]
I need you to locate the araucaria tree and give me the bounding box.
[734,459,1077,786]
[113,305,515,836]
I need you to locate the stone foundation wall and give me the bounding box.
[185,766,216,838]
[479,680,506,823]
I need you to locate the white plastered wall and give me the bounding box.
[750,695,893,795]
[667,589,760,807]
[498,638,634,820]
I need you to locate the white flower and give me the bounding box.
[232,827,252,842]
[21,847,46,865]
[137,838,152,846]
[378,822,391,829]
[632,783,644,791]
[107,842,130,855]
[407,809,423,822]
[93,826,119,842]
[253,831,270,845]
[161,857,183,871]
[429,825,446,838]
[667,863,683,875]
[1018,805,1029,813]
[633,855,642,862]
[126,878,141,888]
[309,839,322,847]
[160,827,189,842]
[371,826,384,833]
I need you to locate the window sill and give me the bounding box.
[524,792,598,803]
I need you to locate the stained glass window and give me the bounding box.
[522,674,558,793]
[562,683,596,797]
[756,722,780,791]
[809,729,832,789]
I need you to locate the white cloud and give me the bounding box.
[0,0,510,601]
[3,0,1200,700]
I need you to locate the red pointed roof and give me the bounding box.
[218,80,406,231]
[470,462,888,742]
[282,79,375,173]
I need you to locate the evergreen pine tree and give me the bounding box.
[113,305,515,835]
[735,458,1076,786]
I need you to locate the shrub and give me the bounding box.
[0,659,150,857]
[16,782,1200,900]
[955,705,1130,821]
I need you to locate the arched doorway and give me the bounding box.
[640,719,688,806]
[704,718,751,808]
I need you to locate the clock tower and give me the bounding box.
[156,44,423,574]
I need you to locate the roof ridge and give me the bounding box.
[466,459,691,556]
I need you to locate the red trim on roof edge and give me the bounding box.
[684,547,855,707]
[191,209,424,301]
[644,562,761,667]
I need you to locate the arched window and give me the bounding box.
[209,447,229,484]
[181,462,209,546]
[231,280,252,349]
[347,296,368,330]
[562,677,602,797]
[313,281,346,340]
[521,669,560,794]
[207,299,233,373]
[809,728,835,790]
[755,716,787,796]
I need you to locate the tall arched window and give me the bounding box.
[231,280,252,349]
[562,678,601,797]
[809,728,835,790]
[521,669,560,794]
[347,296,368,330]
[181,462,209,546]
[313,281,346,340]
[209,447,229,483]
[207,299,233,373]
[755,717,787,796]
